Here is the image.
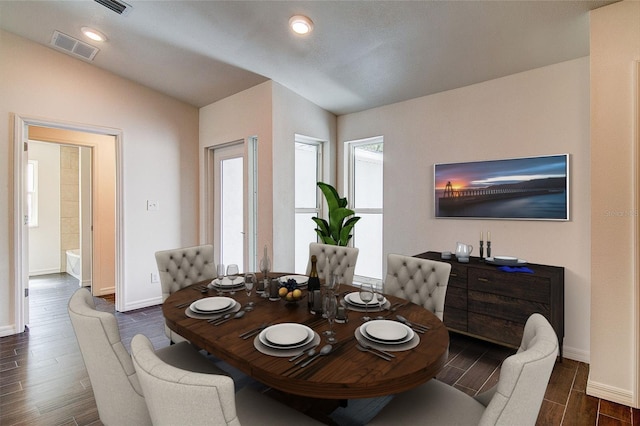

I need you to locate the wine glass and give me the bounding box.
[227,264,239,295]
[244,273,255,311]
[359,283,374,322]
[324,294,338,343]
[216,264,225,295]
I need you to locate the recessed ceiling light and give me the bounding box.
[289,15,313,35]
[81,27,107,42]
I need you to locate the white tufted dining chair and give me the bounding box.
[384,254,451,320]
[367,313,559,426]
[305,242,359,286]
[131,334,325,426]
[68,288,226,426]
[155,244,216,343]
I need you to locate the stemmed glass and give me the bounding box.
[244,273,255,311]
[359,283,374,322]
[324,293,338,343]
[216,264,225,295]
[227,264,239,295]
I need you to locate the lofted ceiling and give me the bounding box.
[0,0,618,115]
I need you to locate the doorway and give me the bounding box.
[27,141,93,311]
[12,114,123,333]
[206,139,257,272]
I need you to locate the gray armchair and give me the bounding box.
[305,242,359,286]
[68,287,225,426]
[384,253,451,320]
[367,313,559,426]
[155,244,216,342]
[131,333,324,426]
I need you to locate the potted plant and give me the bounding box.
[312,182,360,246]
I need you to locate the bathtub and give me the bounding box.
[66,249,82,281]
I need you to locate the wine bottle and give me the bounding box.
[308,255,320,314]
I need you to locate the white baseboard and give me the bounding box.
[562,345,590,363]
[28,268,62,276]
[587,380,635,407]
[122,296,163,312]
[94,286,115,296]
[0,324,18,337]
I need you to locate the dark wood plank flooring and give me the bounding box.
[1,273,638,425]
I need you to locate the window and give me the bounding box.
[346,137,383,284]
[294,136,324,273]
[27,160,38,227]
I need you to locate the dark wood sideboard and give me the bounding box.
[416,251,564,359]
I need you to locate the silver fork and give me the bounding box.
[356,344,392,361]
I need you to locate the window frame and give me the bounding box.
[344,136,384,286]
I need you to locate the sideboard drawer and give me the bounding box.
[468,312,522,348]
[468,269,550,304]
[443,306,467,332]
[468,290,550,323]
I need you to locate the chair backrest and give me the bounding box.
[305,243,359,286]
[384,254,451,320]
[155,244,216,301]
[130,334,240,426]
[67,288,152,426]
[478,313,559,426]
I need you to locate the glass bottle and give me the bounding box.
[308,255,320,314]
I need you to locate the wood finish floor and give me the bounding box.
[1,273,638,425]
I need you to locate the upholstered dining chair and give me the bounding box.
[155,244,216,343]
[384,253,452,320]
[68,287,226,426]
[367,313,559,426]
[305,242,359,286]
[130,333,324,426]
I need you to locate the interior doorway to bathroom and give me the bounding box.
[24,125,117,325]
[27,141,93,292]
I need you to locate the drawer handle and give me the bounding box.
[450,273,458,278]
[477,277,490,283]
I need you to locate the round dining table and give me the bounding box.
[162,273,449,400]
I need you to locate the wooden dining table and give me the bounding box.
[162,273,449,400]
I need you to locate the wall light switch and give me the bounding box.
[147,200,159,211]
[151,272,159,283]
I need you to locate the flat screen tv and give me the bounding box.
[434,154,569,220]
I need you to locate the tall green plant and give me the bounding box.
[312,182,360,246]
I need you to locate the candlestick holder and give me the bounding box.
[487,241,492,259]
[479,240,484,261]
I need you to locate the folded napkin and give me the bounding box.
[498,266,534,273]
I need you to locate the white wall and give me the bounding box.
[589,0,640,408]
[199,81,337,272]
[27,141,61,275]
[271,82,337,272]
[338,58,591,362]
[0,30,199,333]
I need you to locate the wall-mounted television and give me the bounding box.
[434,154,569,220]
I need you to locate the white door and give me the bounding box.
[213,143,246,271]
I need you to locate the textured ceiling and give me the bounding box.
[0,0,618,115]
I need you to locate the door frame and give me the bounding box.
[204,138,257,271]
[11,114,124,333]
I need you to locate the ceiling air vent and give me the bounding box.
[94,0,132,16]
[50,31,99,61]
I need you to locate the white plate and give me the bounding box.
[279,275,309,286]
[258,323,314,349]
[190,297,235,313]
[486,257,528,266]
[360,320,414,345]
[212,277,245,287]
[345,292,385,307]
